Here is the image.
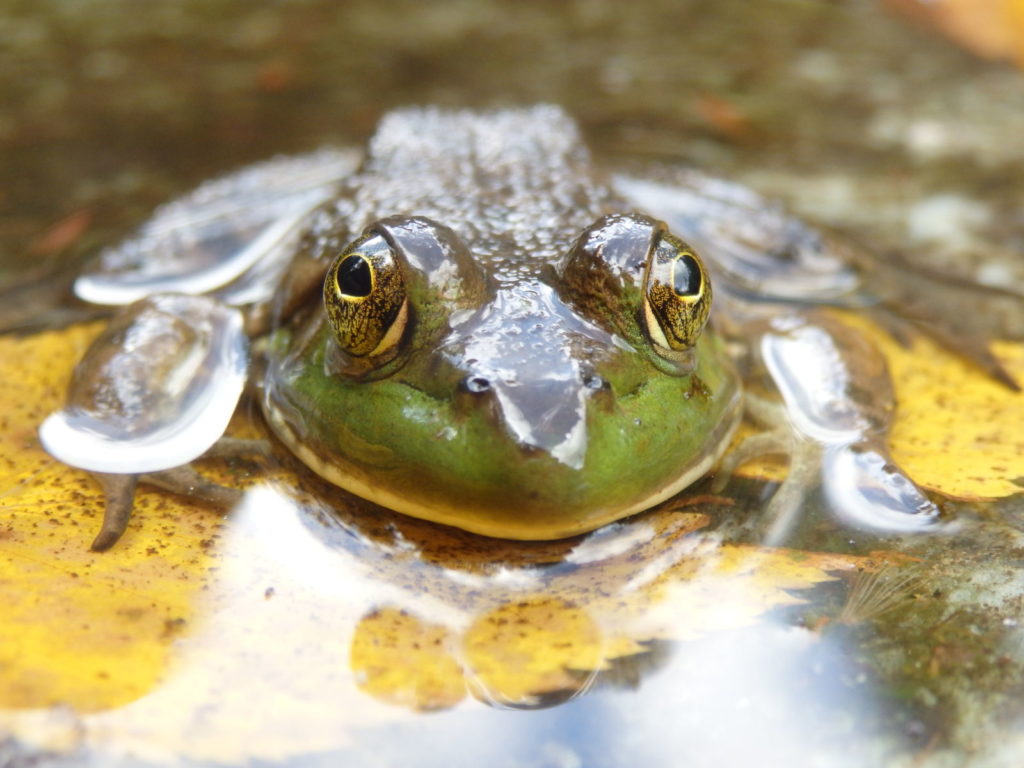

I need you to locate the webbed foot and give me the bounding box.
[716,390,940,544]
[90,467,242,552]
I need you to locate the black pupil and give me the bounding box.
[338,255,372,297]
[673,254,702,296]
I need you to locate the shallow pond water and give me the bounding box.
[1,2,1023,766]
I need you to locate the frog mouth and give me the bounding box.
[262,382,743,541]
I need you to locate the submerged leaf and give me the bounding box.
[350,607,466,711]
[463,597,606,706]
[0,325,223,712]
[0,315,1007,761]
[733,313,1024,500]
[843,314,1024,500]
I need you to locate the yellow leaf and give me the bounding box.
[0,322,910,760]
[350,607,466,711]
[843,314,1024,500]
[0,324,223,713]
[463,597,605,706]
[733,314,1024,500]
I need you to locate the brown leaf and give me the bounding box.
[28,210,93,256]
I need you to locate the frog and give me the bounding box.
[38,105,945,551]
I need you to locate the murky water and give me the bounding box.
[1,1,1023,766]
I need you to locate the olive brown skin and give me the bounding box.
[40,106,742,548]
[42,106,970,549]
[262,107,741,539]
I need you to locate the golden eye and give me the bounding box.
[642,233,711,352]
[324,232,408,358]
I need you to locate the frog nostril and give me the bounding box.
[462,376,492,394]
[582,373,607,391]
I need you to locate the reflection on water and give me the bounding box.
[3,419,1024,767]
[4,481,900,765]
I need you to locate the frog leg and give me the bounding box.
[713,391,824,544]
[200,436,273,460]
[756,313,941,535]
[73,149,359,310]
[761,444,823,546]
[140,436,271,511]
[712,388,797,491]
[711,432,788,493]
[139,466,243,507]
[49,151,358,552]
[615,171,1019,388]
[819,440,940,533]
[613,171,864,307]
[39,295,251,551]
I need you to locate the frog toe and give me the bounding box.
[89,472,138,552]
[140,466,244,509]
[822,443,941,533]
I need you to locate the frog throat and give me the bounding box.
[262,391,742,540]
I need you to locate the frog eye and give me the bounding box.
[642,233,711,353]
[558,213,714,376]
[324,232,408,358]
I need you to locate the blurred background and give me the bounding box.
[2,0,1023,293]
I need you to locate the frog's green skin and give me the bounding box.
[261,107,741,539]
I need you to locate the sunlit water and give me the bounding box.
[1,482,910,767]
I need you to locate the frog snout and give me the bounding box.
[457,366,607,470]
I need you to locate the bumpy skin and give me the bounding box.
[263,107,741,539]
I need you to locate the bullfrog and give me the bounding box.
[38,106,939,550]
